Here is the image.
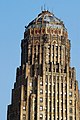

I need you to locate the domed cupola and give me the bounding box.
[24,10,68,38]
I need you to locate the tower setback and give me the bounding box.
[7,10,80,120]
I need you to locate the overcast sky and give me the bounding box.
[0,0,80,120]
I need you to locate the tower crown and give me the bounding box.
[25,10,68,38]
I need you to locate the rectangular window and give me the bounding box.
[74,81,76,90]
[69,116,72,120]
[23,106,26,110]
[69,92,72,97]
[23,114,26,120]
[30,90,32,93]
[40,89,43,94]
[45,82,47,85]
[30,82,32,86]
[40,114,43,119]
[40,106,43,110]
[40,81,43,86]
[69,100,72,105]
[69,108,72,113]
[52,53,54,56]
[69,80,72,89]
[53,76,56,81]
[40,97,43,102]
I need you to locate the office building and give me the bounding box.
[7,10,80,120]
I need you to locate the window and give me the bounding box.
[69,81,72,89]
[23,106,26,110]
[40,81,42,85]
[52,53,54,56]
[40,89,43,94]
[30,90,32,93]
[45,90,47,93]
[45,82,47,85]
[69,116,72,120]
[49,82,51,85]
[40,114,43,119]
[53,76,56,80]
[74,82,76,90]
[40,97,43,102]
[40,106,43,110]
[69,92,72,97]
[23,114,26,120]
[69,108,72,113]
[69,100,72,105]
[53,67,55,72]
[48,45,50,48]
[30,82,32,86]
[61,76,63,81]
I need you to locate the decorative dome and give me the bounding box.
[25,10,66,31]
[24,10,68,38]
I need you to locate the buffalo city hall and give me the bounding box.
[7,10,80,120]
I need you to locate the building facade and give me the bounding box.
[7,10,80,120]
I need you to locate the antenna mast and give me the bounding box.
[41,6,43,12]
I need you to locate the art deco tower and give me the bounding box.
[7,10,80,120]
